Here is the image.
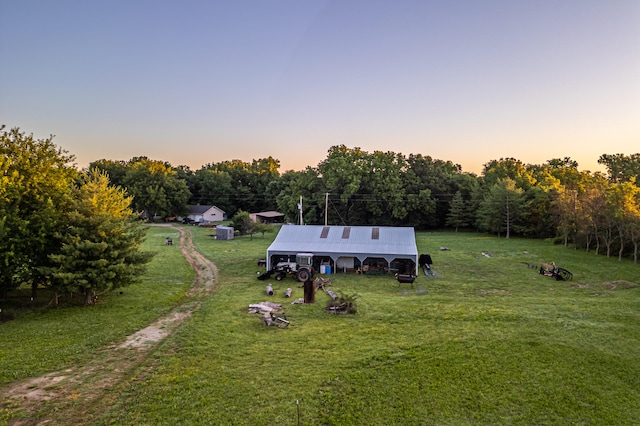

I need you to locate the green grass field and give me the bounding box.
[0,225,191,384]
[2,225,639,425]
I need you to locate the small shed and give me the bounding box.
[250,211,285,224]
[216,226,234,240]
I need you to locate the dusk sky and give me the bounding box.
[1,0,638,175]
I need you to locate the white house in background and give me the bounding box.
[186,205,226,223]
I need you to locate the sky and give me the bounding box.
[1,0,639,175]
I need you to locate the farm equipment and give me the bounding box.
[419,253,434,277]
[395,273,416,286]
[539,262,573,281]
[257,253,314,282]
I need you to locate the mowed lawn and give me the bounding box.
[3,225,640,425]
[0,225,191,384]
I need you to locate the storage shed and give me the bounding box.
[266,225,419,276]
[250,211,285,224]
[216,225,234,240]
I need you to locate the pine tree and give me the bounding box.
[49,169,154,305]
[446,191,471,232]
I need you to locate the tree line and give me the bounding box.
[89,145,640,263]
[2,126,639,302]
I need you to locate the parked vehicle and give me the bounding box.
[257,253,314,282]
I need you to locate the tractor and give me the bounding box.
[257,253,314,282]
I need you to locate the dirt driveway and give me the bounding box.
[1,225,217,425]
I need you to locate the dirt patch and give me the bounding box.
[10,374,68,402]
[602,280,638,290]
[0,225,218,425]
[119,310,193,349]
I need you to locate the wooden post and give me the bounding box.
[303,279,315,303]
[266,284,274,296]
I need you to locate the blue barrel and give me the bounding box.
[326,266,332,274]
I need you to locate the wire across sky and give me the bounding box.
[1,0,638,174]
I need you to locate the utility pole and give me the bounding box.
[325,192,329,226]
[298,195,303,225]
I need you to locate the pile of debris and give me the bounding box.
[248,302,289,328]
[325,291,359,315]
[314,277,338,300]
[314,277,331,290]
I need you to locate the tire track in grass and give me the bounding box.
[1,225,218,425]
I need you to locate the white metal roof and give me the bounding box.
[266,225,418,274]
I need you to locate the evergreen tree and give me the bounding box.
[49,169,154,305]
[446,191,472,231]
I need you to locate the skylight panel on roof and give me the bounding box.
[320,227,330,238]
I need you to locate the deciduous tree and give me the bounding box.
[576,175,609,254]
[0,126,76,298]
[356,150,408,225]
[88,159,128,188]
[201,157,281,216]
[551,185,578,247]
[405,154,463,227]
[476,179,523,238]
[192,168,234,214]
[317,145,369,225]
[482,158,536,191]
[608,181,640,260]
[598,153,640,184]
[123,157,191,219]
[231,210,253,235]
[278,167,323,225]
